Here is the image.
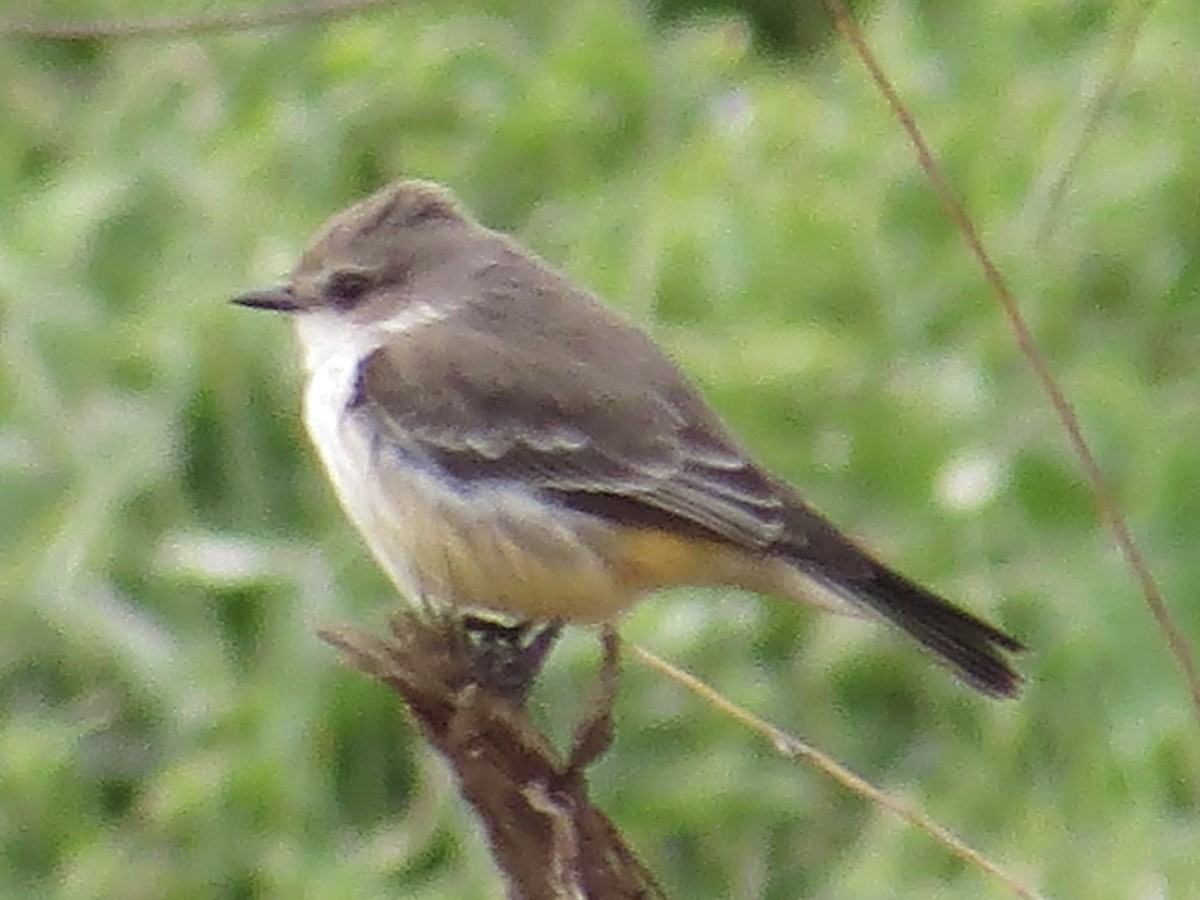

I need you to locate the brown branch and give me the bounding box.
[823,0,1200,730]
[318,615,667,900]
[0,0,402,40]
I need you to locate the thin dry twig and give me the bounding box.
[629,643,1045,900]
[0,0,401,40]
[1032,0,1162,239]
[822,0,1200,729]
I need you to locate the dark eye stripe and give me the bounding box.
[325,270,374,309]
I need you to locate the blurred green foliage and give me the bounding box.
[2,0,1199,897]
[649,0,873,56]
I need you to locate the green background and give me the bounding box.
[3,0,1198,897]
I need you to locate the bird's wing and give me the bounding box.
[350,280,788,549]
[349,260,1026,697]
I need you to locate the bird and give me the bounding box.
[233,179,1024,698]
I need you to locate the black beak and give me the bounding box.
[231,285,301,312]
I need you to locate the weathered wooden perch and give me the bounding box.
[318,613,668,900]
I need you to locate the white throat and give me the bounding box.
[290,300,455,605]
[292,301,452,377]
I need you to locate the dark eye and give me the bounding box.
[325,269,374,309]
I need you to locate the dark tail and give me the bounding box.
[782,502,1025,697]
[839,562,1025,698]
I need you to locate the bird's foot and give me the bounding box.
[565,625,620,776]
[461,614,564,703]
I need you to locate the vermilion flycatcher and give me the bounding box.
[234,181,1023,697]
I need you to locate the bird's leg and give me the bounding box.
[564,625,620,776]
[461,614,564,702]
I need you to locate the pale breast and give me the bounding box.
[293,310,633,622]
[300,328,428,605]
